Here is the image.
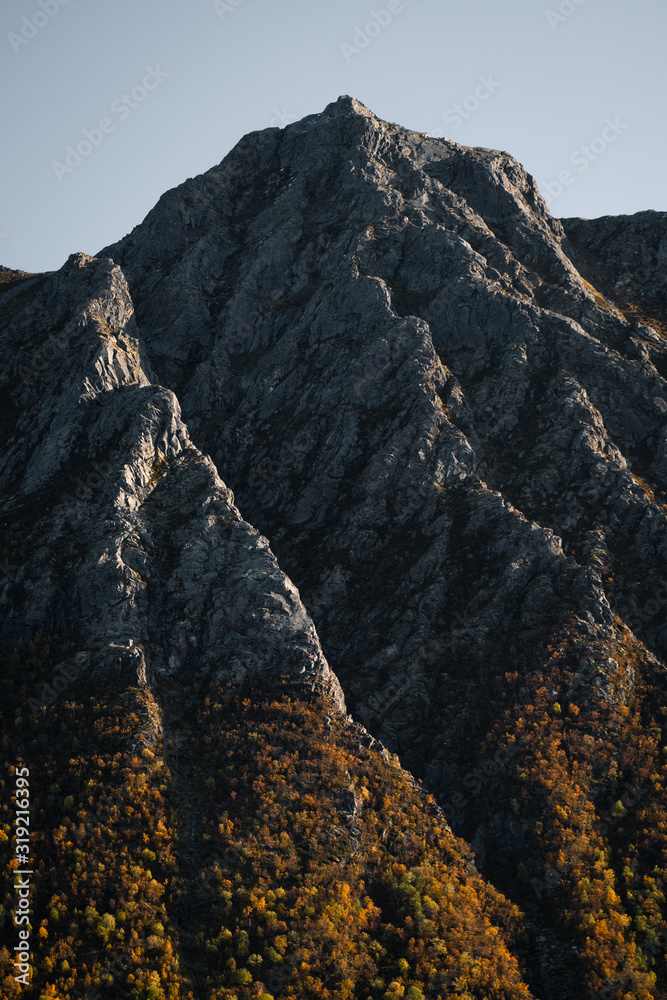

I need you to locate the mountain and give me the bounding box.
[2,95,667,1000]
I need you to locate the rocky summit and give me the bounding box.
[2,96,667,1000]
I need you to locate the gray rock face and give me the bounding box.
[3,94,667,791]
[95,96,667,794]
[563,209,667,326]
[0,252,344,710]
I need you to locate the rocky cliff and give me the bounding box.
[2,96,667,1000]
[100,94,667,795]
[0,252,343,709]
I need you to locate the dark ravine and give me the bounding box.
[2,96,667,999]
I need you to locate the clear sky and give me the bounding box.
[1,0,665,273]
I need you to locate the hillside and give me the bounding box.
[2,96,667,999]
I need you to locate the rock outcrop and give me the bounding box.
[0,252,344,710]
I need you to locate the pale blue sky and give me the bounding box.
[1,0,665,273]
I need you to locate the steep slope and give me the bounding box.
[562,210,667,341]
[1,661,534,1000]
[2,97,667,999]
[99,96,667,998]
[100,96,667,739]
[0,179,531,1000]
[0,252,342,708]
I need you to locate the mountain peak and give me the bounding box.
[3,100,667,999]
[325,94,375,117]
